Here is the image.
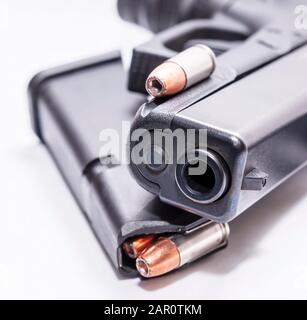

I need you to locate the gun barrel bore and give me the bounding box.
[136,221,229,278]
[145,44,216,97]
[122,235,157,259]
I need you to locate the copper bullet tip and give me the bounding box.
[145,61,187,97]
[136,237,180,278]
[122,235,156,259]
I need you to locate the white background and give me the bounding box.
[1,0,307,299]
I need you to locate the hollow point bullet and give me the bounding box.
[136,221,230,278]
[122,234,157,259]
[145,44,216,97]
